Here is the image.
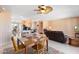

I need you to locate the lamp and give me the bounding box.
[75,26,77,29]
[74,25,79,32]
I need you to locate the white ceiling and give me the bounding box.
[1,5,37,17]
[1,5,79,20]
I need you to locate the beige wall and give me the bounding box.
[0,11,11,49]
[77,19,79,24]
[43,17,79,39]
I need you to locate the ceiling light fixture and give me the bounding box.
[34,5,53,14]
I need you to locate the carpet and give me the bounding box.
[3,46,63,54]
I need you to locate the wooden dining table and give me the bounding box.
[21,34,48,53]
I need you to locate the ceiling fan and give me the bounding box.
[34,5,53,14]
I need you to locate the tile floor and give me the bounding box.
[1,40,79,54]
[48,40,79,54]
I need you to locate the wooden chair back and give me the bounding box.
[39,38,46,47]
[11,36,18,51]
[11,36,26,52]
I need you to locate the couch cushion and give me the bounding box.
[44,29,66,43]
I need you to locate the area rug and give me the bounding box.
[3,46,64,54]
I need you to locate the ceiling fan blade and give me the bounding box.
[34,5,53,14]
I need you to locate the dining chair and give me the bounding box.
[11,36,26,54]
[32,37,47,54]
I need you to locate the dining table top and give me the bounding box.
[20,33,48,47]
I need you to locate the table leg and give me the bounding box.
[46,39,48,51]
[25,47,28,54]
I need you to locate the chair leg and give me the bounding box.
[46,40,48,51]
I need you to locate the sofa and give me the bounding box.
[44,29,67,43]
